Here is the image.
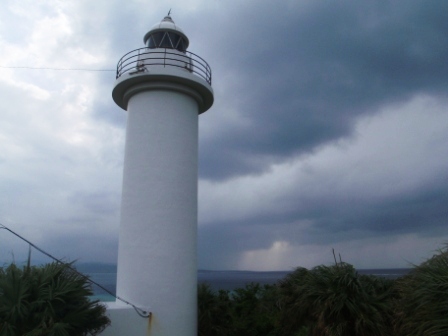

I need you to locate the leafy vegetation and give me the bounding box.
[394,247,448,336]
[199,247,448,336]
[277,263,395,336]
[198,282,281,336]
[0,262,110,336]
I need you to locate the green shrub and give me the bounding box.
[198,282,282,336]
[198,283,232,336]
[0,262,110,336]
[394,247,448,336]
[277,263,394,336]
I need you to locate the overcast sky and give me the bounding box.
[1,0,448,271]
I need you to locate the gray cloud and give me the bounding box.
[197,0,448,180]
[1,0,448,271]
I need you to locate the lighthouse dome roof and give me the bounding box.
[143,15,190,51]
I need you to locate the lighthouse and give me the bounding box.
[107,14,213,335]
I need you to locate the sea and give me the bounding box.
[80,266,411,302]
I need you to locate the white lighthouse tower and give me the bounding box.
[107,15,213,335]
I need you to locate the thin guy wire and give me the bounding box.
[0,223,150,318]
[0,66,115,72]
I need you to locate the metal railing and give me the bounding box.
[116,48,212,85]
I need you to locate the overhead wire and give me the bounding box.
[0,65,115,72]
[0,222,150,318]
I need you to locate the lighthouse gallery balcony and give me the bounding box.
[113,47,214,113]
[115,48,212,85]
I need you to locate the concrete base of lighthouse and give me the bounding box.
[100,302,149,335]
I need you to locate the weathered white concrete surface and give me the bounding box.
[115,89,199,336]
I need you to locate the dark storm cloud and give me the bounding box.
[198,224,242,269]
[357,185,448,234]
[199,174,448,259]
[42,228,119,264]
[198,0,448,180]
[198,219,281,269]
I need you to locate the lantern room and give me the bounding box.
[143,15,189,52]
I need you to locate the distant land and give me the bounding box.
[70,263,413,296]
[2,261,412,296]
[4,260,412,277]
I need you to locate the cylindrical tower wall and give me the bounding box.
[116,89,198,335]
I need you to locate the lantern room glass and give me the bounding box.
[147,31,187,52]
